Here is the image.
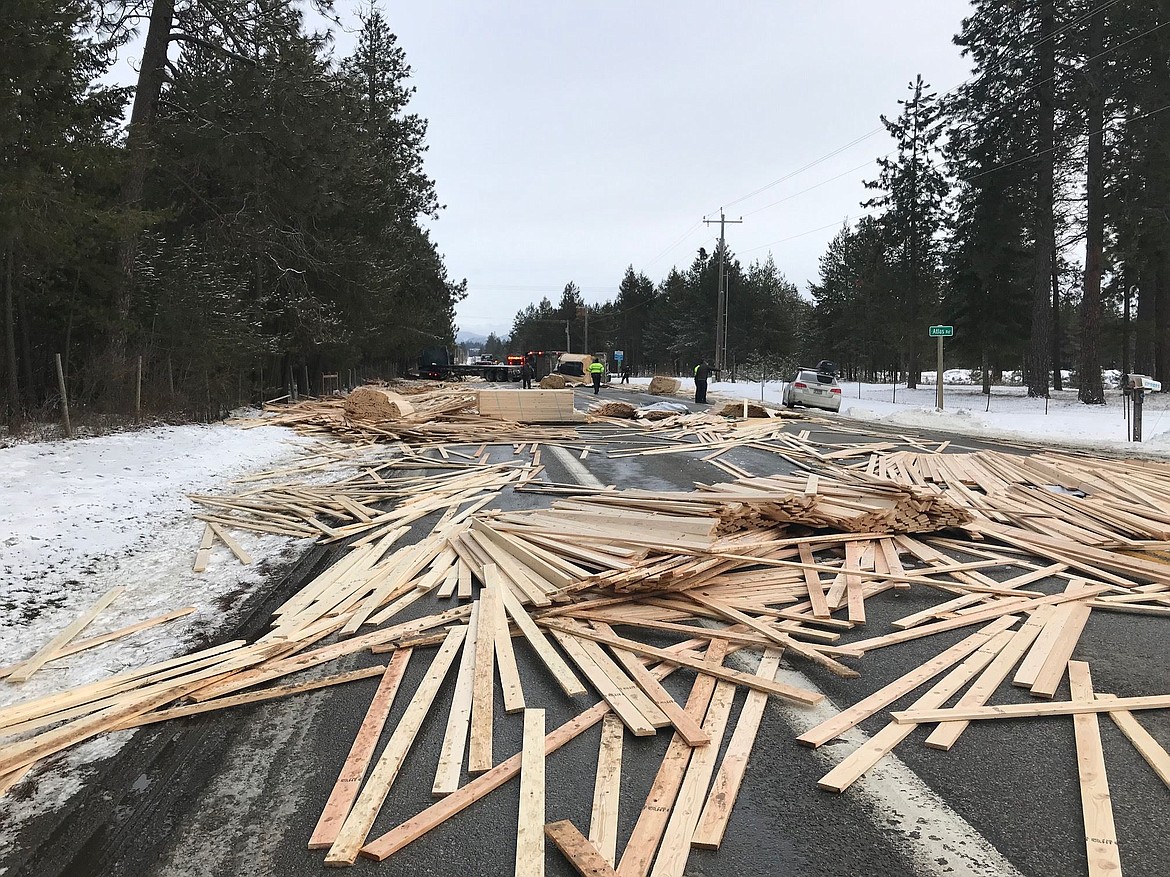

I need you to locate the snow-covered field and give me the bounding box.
[626,374,1170,455]
[0,421,308,826]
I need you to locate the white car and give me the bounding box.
[783,369,842,412]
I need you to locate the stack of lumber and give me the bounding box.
[648,376,681,395]
[343,387,416,420]
[532,472,972,537]
[539,374,567,389]
[477,389,584,423]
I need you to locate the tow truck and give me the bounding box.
[416,347,521,382]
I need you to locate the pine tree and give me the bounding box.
[863,75,948,388]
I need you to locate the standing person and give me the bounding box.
[589,358,605,394]
[520,358,534,389]
[694,362,710,403]
[620,362,631,383]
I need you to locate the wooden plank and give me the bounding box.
[308,649,412,848]
[324,627,467,866]
[113,663,391,730]
[615,642,727,877]
[1013,580,1087,690]
[1028,599,1093,699]
[925,612,1047,750]
[208,522,253,564]
[797,542,830,618]
[542,619,822,705]
[692,649,783,849]
[0,607,195,682]
[469,588,498,773]
[796,615,1019,748]
[649,679,738,877]
[590,715,624,866]
[1068,661,1122,877]
[1098,694,1170,788]
[8,587,125,683]
[545,820,618,877]
[574,636,670,728]
[844,540,866,624]
[498,583,585,696]
[593,623,710,747]
[360,643,711,861]
[193,523,215,572]
[891,693,1170,724]
[816,629,1014,793]
[486,566,526,714]
[0,763,32,799]
[432,603,480,797]
[458,559,473,599]
[550,630,658,737]
[516,709,546,877]
[846,586,1107,653]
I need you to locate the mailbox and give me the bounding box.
[1127,374,1162,392]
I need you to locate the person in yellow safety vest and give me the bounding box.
[693,362,711,403]
[589,359,605,395]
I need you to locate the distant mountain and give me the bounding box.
[457,330,488,344]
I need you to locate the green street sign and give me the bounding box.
[929,325,954,337]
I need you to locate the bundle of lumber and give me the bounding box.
[477,389,584,423]
[538,374,567,389]
[648,376,681,395]
[343,387,416,420]
[540,472,972,537]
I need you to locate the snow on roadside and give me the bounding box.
[0,420,311,828]
[623,375,1170,455]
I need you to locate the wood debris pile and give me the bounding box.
[343,387,417,419]
[3,417,1168,876]
[648,376,681,395]
[589,401,637,418]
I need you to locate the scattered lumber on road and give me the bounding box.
[4,389,1169,877]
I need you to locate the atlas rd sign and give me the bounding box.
[929,325,954,337]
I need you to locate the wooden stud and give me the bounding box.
[545,820,618,877]
[1068,661,1122,877]
[590,714,624,866]
[325,626,467,866]
[470,589,498,773]
[308,649,412,848]
[8,587,124,684]
[433,604,480,797]
[692,649,783,849]
[516,708,546,877]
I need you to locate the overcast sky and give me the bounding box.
[120,1,979,339]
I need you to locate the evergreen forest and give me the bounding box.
[1,0,464,428]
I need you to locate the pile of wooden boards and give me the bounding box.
[343,387,417,419]
[5,414,1170,876]
[478,389,585,423]
[539,374,568,389]
[519,471,973,538]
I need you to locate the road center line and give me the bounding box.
[546,444,606,489]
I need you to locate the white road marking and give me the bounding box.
[546,444,606,489]
[718,638,1025,876]
[547,453,1023,877]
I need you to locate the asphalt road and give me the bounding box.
[7,383,1168,877]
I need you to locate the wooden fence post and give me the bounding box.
[135,355,143,421]
[55,353,72,438]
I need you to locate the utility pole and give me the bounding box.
[577,306,589,354]
[565,320,571,353]
[703,210,742,374]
